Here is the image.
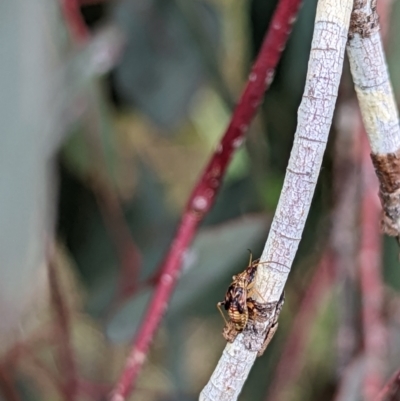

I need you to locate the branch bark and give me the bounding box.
[199,1,353,400]
[347,0,400,238]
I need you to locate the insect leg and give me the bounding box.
[258,322,279,357]
[253,288,266,302]
[217,302,229,325]
[247,286,266,303]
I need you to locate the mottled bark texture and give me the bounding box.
[347,0,400,238]
[371,151,400,236]
[348,0,379,38]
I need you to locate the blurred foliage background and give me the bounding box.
[2,0,400,400]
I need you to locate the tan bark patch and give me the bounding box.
[371,150,400,236]
[349,0,379,39]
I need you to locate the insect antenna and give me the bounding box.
[247,249,253,266]
[251,287,266,303]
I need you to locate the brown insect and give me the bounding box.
[222,290,285,356]
[217,252,264,332]
[218,253,285,355]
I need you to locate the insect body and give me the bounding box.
[217,252,285,356]
[217,253,262,332]
[218,281,249,331]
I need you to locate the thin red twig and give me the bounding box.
[60,0,89,43]
[331,103,362,375]
[94,186,143,307]
[110,0,303,399]
[375,369,400,401]
[83,88,145,310]
[331,112,386,401]
[48,260,79,401]
[377,0,394,40]
[359,131,386,401]
[265,252,335,401]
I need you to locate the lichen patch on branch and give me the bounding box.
[371,150,400,237]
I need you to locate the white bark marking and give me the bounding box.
[199,1,353,400]
[347,30,400,154]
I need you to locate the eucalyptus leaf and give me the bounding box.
[106,288,153,343]
[49,25,125,153]
[112,0,220,130]
[0,0,62,349]
[61,79,120,185]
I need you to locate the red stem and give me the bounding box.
[332,107,361,374]
[110,0,303,399]
[94,186,143,306]
[359,132,386,401]
[375,369,400,401]
[48,261,79,401]
[60,0,89,43]
[265,252,335,401]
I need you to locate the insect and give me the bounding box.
[222,290,285,357]
[217,252,285,355]
[217,252,264,332]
